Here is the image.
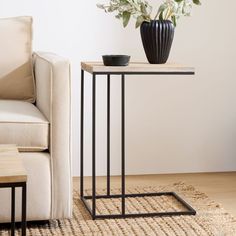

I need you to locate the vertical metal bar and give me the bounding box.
[121,74,125,215]
[107,74,111,196]
[21,183,27,236]
[92,73,96,219]
[11,187,15,236]
[80,70,84,198]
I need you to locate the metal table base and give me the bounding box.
[0,182,27,235]
[80,70,196,220]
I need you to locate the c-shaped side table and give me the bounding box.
[80,62,196,220]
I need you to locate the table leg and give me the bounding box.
[21,183,27,236]
[11,187,15,236]
[80,69,84,198]
[121,74,125,215]
[92,73,96,219]
[107,74,111,196]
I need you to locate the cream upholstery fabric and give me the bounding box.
[0,100,49,151]
[0,16,71,222]
[0,16,35,102]
[0,152,51,223]
[34,52,72,219]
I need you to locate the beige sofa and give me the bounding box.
[0,16,72,222]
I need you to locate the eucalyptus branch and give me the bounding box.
[164,7,170,20]
[154,12,159,20]
[97,0,201,28]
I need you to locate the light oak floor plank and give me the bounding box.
[74,172,236,217]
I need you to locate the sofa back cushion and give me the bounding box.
[0,16,35,102]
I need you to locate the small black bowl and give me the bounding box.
[102,55,130,66]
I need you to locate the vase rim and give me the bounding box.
[150,19,172,22]
[142,19,174,26]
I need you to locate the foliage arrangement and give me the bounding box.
[97,0,201,28]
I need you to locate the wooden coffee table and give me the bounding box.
[0,145,27,236]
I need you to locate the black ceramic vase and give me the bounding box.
[140,20,175,64]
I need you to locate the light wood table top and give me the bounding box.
[81,62,195,74]
[0,145,27,184]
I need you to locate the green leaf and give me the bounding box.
[158,4,167,14]
[171,15,177,27]
[115,13,122,19]
[107,5,119,12]
[174,0,184,2]
[140,2,147,15]
[122,11,131,27]
[155,4,167,19]
[96,4,105,9]
[135,15,144,28]
[193,0,201,5]
[159,11,164,20]
[120,0,129,3]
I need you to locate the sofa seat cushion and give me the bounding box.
[0,100,49,151]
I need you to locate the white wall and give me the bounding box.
[1,0,236,176]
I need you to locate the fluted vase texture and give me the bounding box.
[140,20,175,64]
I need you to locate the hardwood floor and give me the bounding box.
[73,172,236,217]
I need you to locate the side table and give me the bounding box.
[0,145,27,235]
[80,62,196,220]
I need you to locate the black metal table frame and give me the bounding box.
[80,69,196,220]
[0,182,27,235]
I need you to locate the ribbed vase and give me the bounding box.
[140,20,175,64]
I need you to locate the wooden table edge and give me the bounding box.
[81,61,195,74]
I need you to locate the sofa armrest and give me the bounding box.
[33,51,72,219]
